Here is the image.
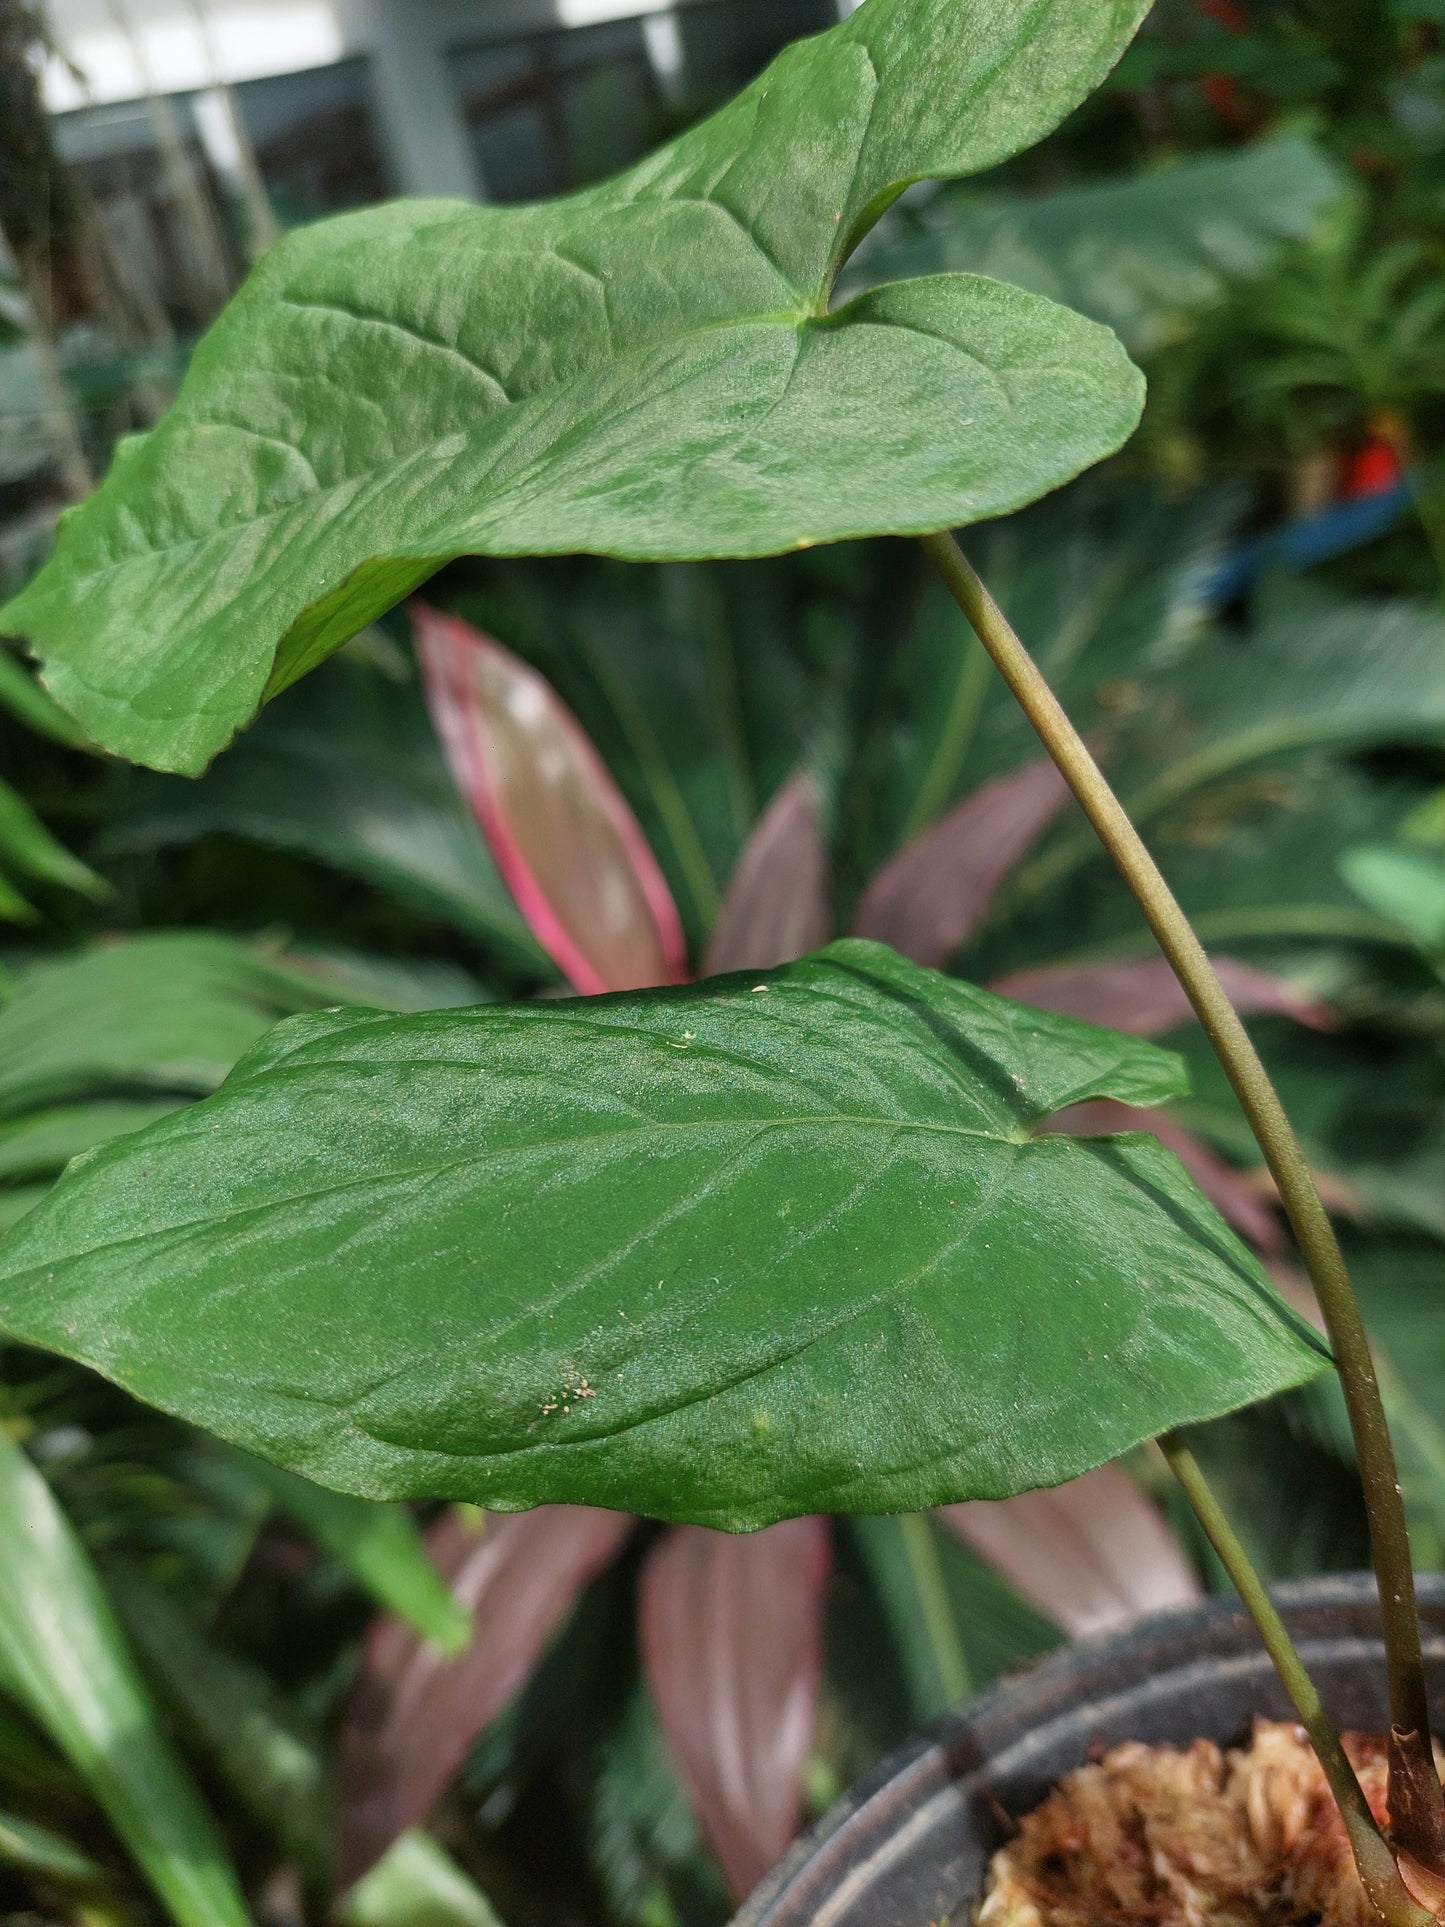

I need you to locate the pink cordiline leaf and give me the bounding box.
[851,758,1071,968]
[989,955,1332,1037]
[338,1504,632,1887]
[639,1517,831,1903]
[937,1462,1201,1640]
[703,770,830,977]
[1043,1098,1285,1256]
[413,604,687,994]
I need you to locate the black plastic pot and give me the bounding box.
[735,1572,1445,1927]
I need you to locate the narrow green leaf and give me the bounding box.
[0,867,37,926]
[1,0,1149,775]
[1339,843,1445,954]
[340,1830,505,1927]
[0,644,88,748]
[1126,583,1445,818]
[848,1513,971,1720]
[241,1459,470,1653]
[0,934,331,1118]
[0,1428,251,1927]
[0,776,108,901]
[0,941,1324,1527]
[0,1807,100,1882]
[106,1563,331,1878]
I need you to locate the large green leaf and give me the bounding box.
[0,1428,251,1927]
[0,941,1323,1527]
[0,0,1148,776]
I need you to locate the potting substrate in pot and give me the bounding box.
[733,1573,1445,1927]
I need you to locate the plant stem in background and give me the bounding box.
[1161,1434,1433,1927]
[919,528,1445,1874]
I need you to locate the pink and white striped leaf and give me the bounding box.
[414,605,687,994]
[989,955,1332,1037]
[851,758,1071,968]
[639,1517,830,1903]
[1044,1098,1285,1256]
[339,1504,632,1886]
[937,1462,1200,1639]
[703,770,829,977]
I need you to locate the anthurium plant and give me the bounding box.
[0,0,1439,1919]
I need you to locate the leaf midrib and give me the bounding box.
[16,1107,1043,1276]
[47,301,829,604]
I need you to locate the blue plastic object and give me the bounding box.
[1204,480,1413,606]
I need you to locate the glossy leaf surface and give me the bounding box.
[1047,1098,1284,1257]
[416,606,686,993]
[639,1517,830,1900]
[340,1504,629,1882]
[0,941,1324,1524]
[0,1429,250,1927]
[1,0,1148,774]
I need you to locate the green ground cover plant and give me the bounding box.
[3,0,1445,1921]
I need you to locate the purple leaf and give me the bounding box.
[1043,1098,1285,1255]
[937,1463,1200,1639]
[851,759,1071,967]
[989,955,1332,1037]
[414,604,687,993]
[703,771,829,976]
[638,1517,830,1902]
[339,1505,631,1886]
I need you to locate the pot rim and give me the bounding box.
[734,1569,1445,1926]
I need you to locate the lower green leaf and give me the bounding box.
[0,1427,251,1927]
[0,941,1325,1527]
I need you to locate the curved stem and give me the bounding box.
[1162,1435,1433,1927]
[920,530,1441,1859]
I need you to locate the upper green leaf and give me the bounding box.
[0,0,1149,775]
[0,941,1324,1528]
